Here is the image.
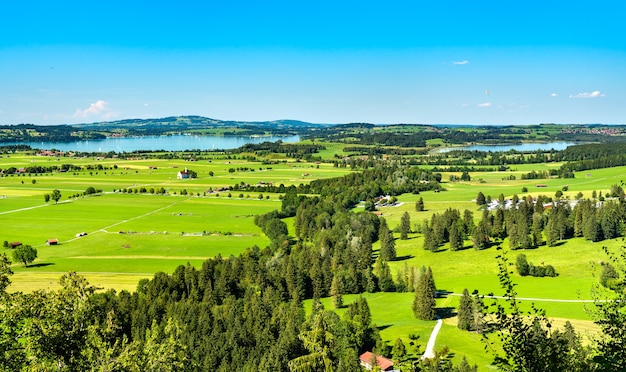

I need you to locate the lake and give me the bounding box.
[7,134,301,152]
[437,141,579,153]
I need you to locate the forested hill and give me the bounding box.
[0,124,106,142]
[73,116,324,136]
[0,117,326,142]
[4,117,626,144]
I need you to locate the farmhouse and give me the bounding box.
[46,239,58,245]
[359,351,395,371]
[177,167,190,179]
[10,242,22,248]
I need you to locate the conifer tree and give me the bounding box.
[379,218,396,261]
[546,213,560,246]
[423,221,438,252]
[454,356,478,372]
[395,267,407,293]
[472,217,491,250]
[491,208,506,240]
[330,274,344,309]
[530,212,544,247]
[457,288,475,331]
[375,257,395,292]
[476,191,486,206]
[391,338,407,362]
[462,209,475,236]
[412,267,436,320]
[449,221,463,251]
[400,212,411,240]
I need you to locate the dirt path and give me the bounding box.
[421,315,442,360]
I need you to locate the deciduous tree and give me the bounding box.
[12,244,37,267]
[51,189,62,203]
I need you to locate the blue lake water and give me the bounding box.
[7,134,301,152]
[438,141,579,153]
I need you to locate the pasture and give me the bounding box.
[0,151,351,291]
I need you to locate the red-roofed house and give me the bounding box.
[177,167,190,179]
[359,351,394,371]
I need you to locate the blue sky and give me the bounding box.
[1,1,625,125]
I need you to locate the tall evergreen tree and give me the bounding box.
[457,288,475,331]
[412,267,436,320]
[391,337,407,362]
[462,209,475,236]
[453,356,478,372]
[449,221,464,251]
[378,218,396,261]
[431,214,446,246]
[472,218,491,250]
[330,273,344,309]
[530,212,544,247]
[400,212,411,240]
[375,257,395,292]
[492,208,506,240]
[476,192,486,206]
[546,212,560,247]
[422,221,438,252]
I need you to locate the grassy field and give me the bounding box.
[0,152,352,291]
[1,149,622,370]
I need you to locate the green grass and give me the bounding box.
[3,194,279,291]
[0,153,352,293]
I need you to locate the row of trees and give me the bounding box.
[515,254,557,277]
[434,194,626,251]
[43,189,62,204]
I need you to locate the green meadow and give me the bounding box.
[0,152,352,291]
[1,149,623,369]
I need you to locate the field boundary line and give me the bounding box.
[0,200,72,215]
[445,292,597,303]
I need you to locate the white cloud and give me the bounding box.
[477,102,492,107]
[550,93,558,97]
[73,100,111,118]
[452,60,469,65]
[569,90,605,98]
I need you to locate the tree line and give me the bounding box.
[423,193,626,252]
